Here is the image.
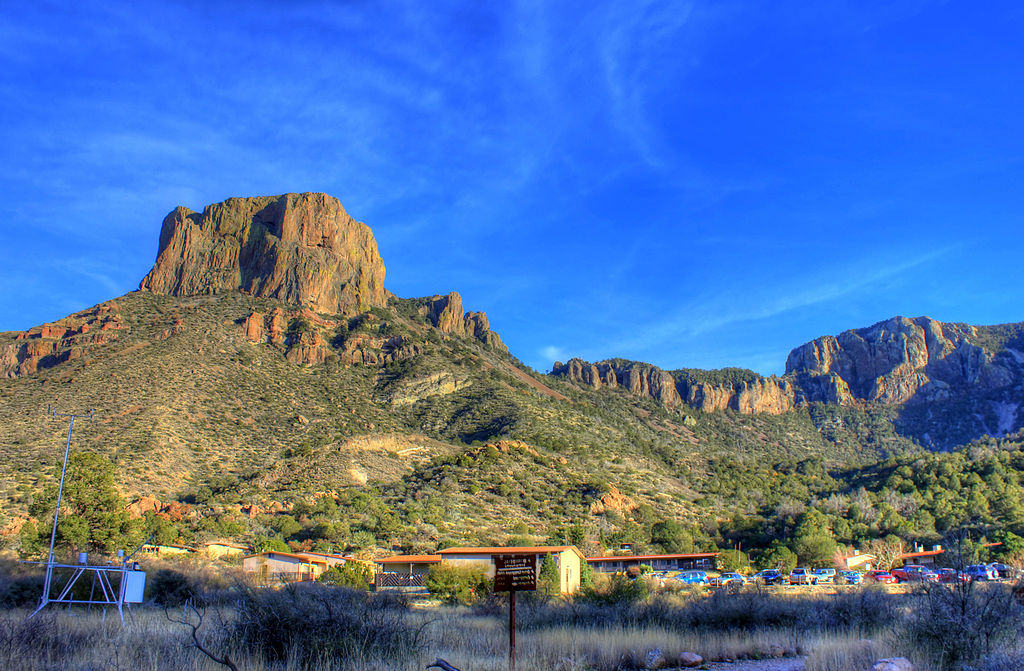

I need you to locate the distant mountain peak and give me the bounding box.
[139,192,387,315]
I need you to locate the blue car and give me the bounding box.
[675,570,709,584]
[965,564,998,581]
[752,569,785,585]
[838,570,863,585]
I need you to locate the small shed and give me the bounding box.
[844,553,877,571]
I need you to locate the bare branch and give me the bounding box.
[165,602,240,671]
[427,659,462,671]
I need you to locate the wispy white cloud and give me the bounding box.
[602,245,955,359]
[540,345,565,363]
[598,1,695,170]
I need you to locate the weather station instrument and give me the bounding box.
[26,406,147,624]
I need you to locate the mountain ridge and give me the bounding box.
[2,192,1023,558]
[552,315,1024,447]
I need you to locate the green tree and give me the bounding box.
[538,553,561,595]
[717,549,750,572]
[143,511,179,546]
[27,452,140,557]
[252,535,289,552]
[760,542,798,572]
[425,563,490,604]
[318,561,373,590]
[580,560,595,590]
[793,533,837,568]
[651,520,694,554]
[272,515,303,539]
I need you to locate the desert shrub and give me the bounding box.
[577,573,648,606]
[808,585,899,632]
[522,586,902,635]
[684,588,806,630]
[148,569,197,606]
[0,561,43,607]
[318,561,373,590]
[899,583,1024,670]
[424,563,490,605]
[146,561,240,606]
[228,583,418,668]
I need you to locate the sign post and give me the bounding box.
[493,554,537,671]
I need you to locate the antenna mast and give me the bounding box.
[44,405,94,564]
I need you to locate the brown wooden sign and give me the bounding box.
[493,554,537,592]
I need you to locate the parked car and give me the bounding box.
[711,572,746,586]
[788,568,816,585]
[891,564,939,583]
[934,568,969,584]
[837,570,864,585]
[866,570,897,584]
[812,568,836,584]
[674,570,709,585]
[988,563,1014,580]
[965,564,999,581]
[752,569,785,585]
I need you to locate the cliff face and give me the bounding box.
[140,193,387,315]
[552,359,682,407]
[550,359,795,415]
[425,292,507,353]
[553,316,1024,421]
[786,316,1021,404]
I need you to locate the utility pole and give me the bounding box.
[44,406,94,563]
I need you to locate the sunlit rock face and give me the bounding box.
[140,192,387,316]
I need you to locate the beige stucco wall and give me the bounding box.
[558,549,581,594]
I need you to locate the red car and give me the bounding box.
[934,568,969,584]
[891,564,939,583]
[867,570,897,584]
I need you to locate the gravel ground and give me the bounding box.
[701,657,806,671]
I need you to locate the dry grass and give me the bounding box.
[804,636,895,671]
[0,603,817,671]
[2,584,1022,671]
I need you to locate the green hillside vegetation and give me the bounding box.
[3,289,1024,567]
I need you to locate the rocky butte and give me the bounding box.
[1,192,505,377]
[139,192,387,315]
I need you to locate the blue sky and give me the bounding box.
[2,1,1022,375]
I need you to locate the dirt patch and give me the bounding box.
[501,361,569,401]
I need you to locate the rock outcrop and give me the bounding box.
[388,371,471,406]
[787,316,1021,404]
[0,303,124,378]
[553,359,683,407]
[140,193,387,315]
[425,292,507,352]
[552,358,796,415]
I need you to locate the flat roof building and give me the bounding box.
[586,552,719,573]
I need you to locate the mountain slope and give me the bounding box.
[2,192,1022,558]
